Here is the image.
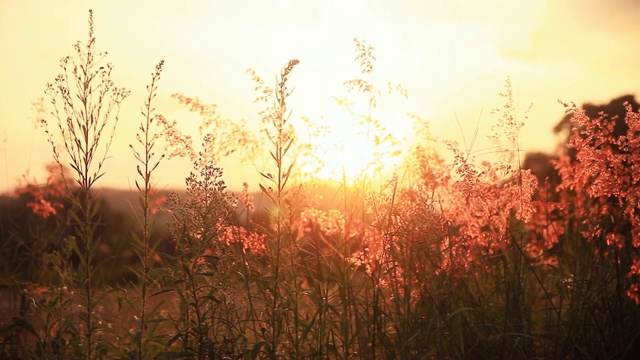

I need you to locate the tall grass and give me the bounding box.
[116,59,166,359]
[39,9,130,359]
[2,9,640,360]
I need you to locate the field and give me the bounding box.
[2,10,640,360]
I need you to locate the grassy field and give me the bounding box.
[2,10,640,360]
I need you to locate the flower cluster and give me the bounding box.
[444,144,537,255]
[14,164,67,218]
[220,225,267,255]
[147,188,167,215]
[299,208,348,237]
[555,101,640,303]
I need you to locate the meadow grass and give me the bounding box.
[2,10,640,360]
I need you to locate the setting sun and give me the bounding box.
[3,0,639,191]
[298,97,408,183]
[312,115,379,182]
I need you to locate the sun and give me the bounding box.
[298,104,405,184]
[313,119,375,181]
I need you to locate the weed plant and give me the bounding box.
[3,10,640,360]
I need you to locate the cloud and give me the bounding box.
[504,0,640,67]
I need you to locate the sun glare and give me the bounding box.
[314,121,375,182]
[300,104,405,184]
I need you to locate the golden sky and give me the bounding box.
[2,0,640,193]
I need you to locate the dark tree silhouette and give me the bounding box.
[523,94,640,187]
[555,94,640,157]
[522,152,560,188]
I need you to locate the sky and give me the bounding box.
[2,0,640,193]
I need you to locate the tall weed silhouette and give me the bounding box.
[39,9,130,359]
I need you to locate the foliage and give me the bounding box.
[3,11,640,360]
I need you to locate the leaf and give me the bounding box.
[10,317,40,339]
[299,311,318,343]
[202,294,222,303]
[259,183,276,204]
[144,317,168,324]
[151,288,175,297]
[66,236,82,258]
[445,307,473,322]
[251,341,268,360]
[259,172,274,181]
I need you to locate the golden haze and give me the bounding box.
[1,0,639,191]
